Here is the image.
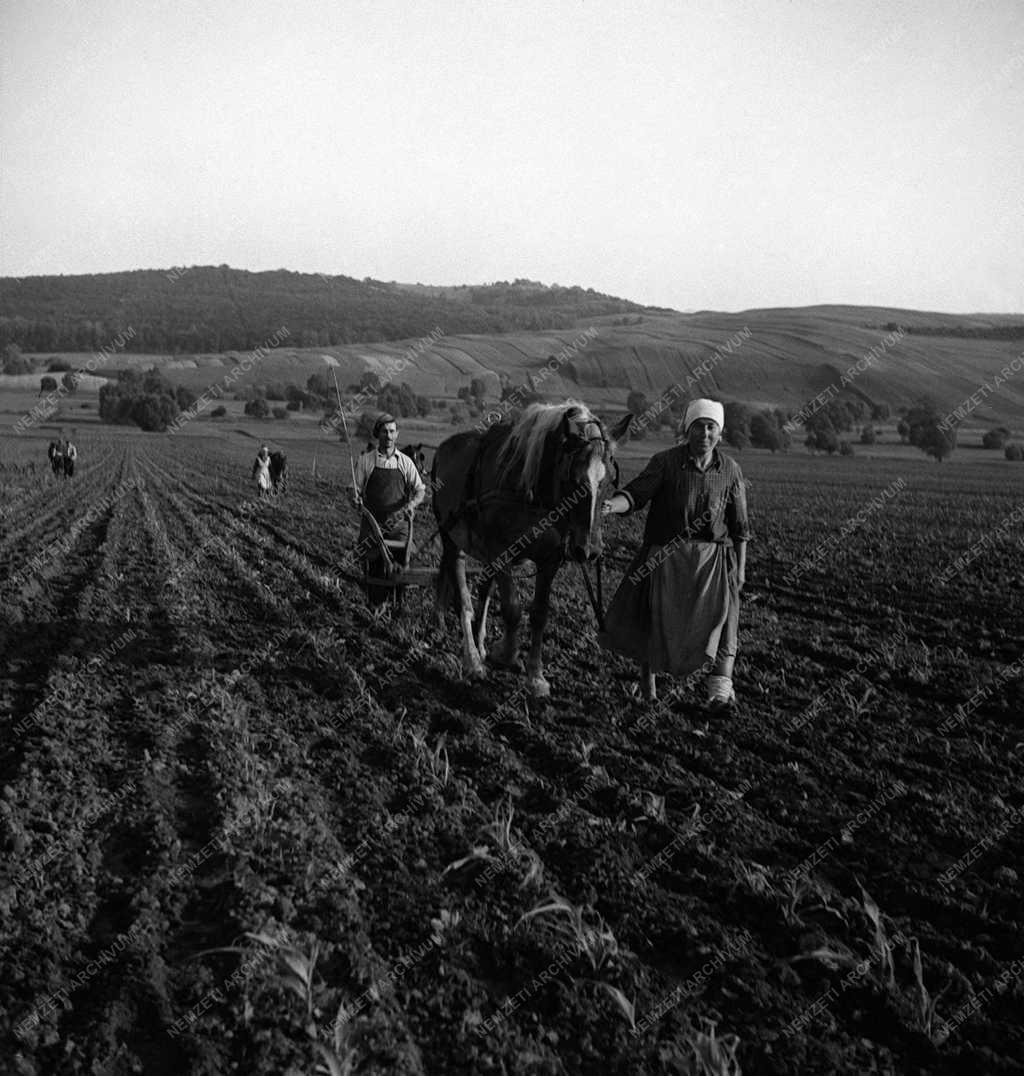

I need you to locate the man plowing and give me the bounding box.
[351,413,426,606]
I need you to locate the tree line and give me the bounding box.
[0,267,658,354]
[871,321,1024,341]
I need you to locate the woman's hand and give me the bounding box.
[602,494,629,516]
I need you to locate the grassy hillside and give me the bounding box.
[5,291,1024,428]
[87,306,1024,428]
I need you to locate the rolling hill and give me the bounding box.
[119,306,1024,428]
[0,268,665,354]
[2,268,1023,427]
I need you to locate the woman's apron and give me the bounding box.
[255,459,271,492]
[599,540,737,675]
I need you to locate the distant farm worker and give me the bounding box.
[63,437,78,479]
[252,444,272,498]
[47,438,63,477]
[599,398,749,714]
[352,413,426,605]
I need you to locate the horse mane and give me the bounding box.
[496,400,596,492]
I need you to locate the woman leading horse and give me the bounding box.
[600,398,750,713]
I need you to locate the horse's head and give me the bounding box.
[553,407,632,562]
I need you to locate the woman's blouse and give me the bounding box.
[618,444,751,546]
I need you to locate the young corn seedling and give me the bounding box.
[350,668,387,722]
[247,932,319,1022]
[686,1017,742,1076]
[429,738,451,787]
[317,1005,357,1076]
[482,799,544,888]
[443,801,544,887]
[733,858,773,897]
[409,730,450,786]
[781,872,813,928]
[518,893,619,973]
[442,844,496,876]
[838,684,875,720]
[859,884,895,991]
[246,933,357,1076]
[905,642,934,685]
[780,874,847,930]
[429,908,462,946]
[910,936,949,1039]
[597,982,636,1031]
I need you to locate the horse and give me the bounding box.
[268,451,287,493]
[432,401,631,697]
[63,442,77,478]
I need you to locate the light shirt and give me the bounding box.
[352,449,425,498]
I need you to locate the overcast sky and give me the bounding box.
[2,0,1022,312]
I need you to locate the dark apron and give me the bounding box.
[359,466,409,603]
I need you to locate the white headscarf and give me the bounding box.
[683,398,725,432]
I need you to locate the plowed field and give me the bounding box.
[2,431,1022,1075]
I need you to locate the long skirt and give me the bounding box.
[599,540,738,676]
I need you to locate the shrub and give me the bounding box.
[982,427,1011,449]
[860,425,877,444]
[47,358,72,372]
[722,401,752,449]
[307,373,332,400]
[1005,443,1024,461]
[750,410,789,452]
[905,399,956,461]
[272,406,289,419]
[806,428,840,454]
[839,440,855,456]
[626,390,649,416]
[130,393,179,432]
[244,398,269,418]
[356,410,377,440]
[469,376,488,402]
[3,343,32,374]
[99,367,182,431]
[40,375,58,392]
[377,380,428,419]
[211,405,227,418]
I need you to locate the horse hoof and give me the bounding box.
[528,676,550,698]
[467,664,487,682]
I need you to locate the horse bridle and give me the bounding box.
[556,418,619,504]
[557,418,615,630]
